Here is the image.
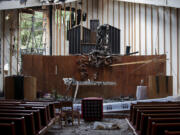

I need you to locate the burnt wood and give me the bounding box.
[147,117,180,135]
[140,113,180,135]
[137,110,180,131]
[164,130,180,135]
[0,112,35,135]
[0,109,41,132]
[151,122,180,135]
[0,122,16,135]
[0,117,26,135]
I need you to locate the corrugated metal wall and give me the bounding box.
[52,0,180,96]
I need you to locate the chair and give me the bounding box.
[58,101,80,128]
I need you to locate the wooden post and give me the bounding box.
[107,0,109,24]
[92,0,94,19]
[131,3,133,52]
[113,0,114,26]
[163,7,166,54]
[118,2,120,29]
[2,11,5,94]
[151,5,153,55]
[102,0,104,25]
[128,3,130,46]
[59,5,62,56]
[64,3,66,56]
[134,3,136,53]
[17,10,20,75]
[157,6,159,54]
[9,22,13,76]
[76,1,78,26]
[70,3,72,29]
[86,0,88,27]
[170,8,172,76]
[81,0,83,25]
[176,9,179,94]
[124,2,126,54]
[139,4,141,55]
[56,5,59,55]
[145,5,147,55]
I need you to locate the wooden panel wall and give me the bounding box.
[52,0,180,96]
[22,55,166,98]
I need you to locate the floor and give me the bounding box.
[45,118,134,135]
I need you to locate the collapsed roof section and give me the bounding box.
[116,0,180,8]
[0,0,78,10]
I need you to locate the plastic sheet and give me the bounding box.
[73,96,175,113]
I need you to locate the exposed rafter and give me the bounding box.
[115,0,180,8]
[0,0,78,10]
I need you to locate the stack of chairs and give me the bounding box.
[0,100,57,135]
[129,101,180,135]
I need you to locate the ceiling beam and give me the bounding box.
[0,0,78,10]
[115,0,180,8]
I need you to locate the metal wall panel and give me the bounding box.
[109,25,121,54]
[68,25,81,54]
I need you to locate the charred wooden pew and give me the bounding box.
[147,117,180,135]
[132,106,180,125]
[0,109,41,133]
[0,101,52,121]
[0,117,26,135]
[131,104,180,124]
[164,130,180,135]
[0,104,48,126]
[151,122,180,135]
[140,113,180,135]
[0,100,57,135]
[0,122,16,135]
[0,113,35,135]
[136,109,180,130]
[25,101,55,118]
[1,100,56,119]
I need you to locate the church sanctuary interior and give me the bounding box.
[1,0,180,135]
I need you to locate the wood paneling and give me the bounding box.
[139,4,141,55]
[22,55,166,98]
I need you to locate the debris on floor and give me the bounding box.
[45,119,134,135]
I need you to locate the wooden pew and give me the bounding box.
[0,101,51,121]
[0,100,56,119]
[20,104,51,120]
[0,113,35,135]
[25,101,55,118]
[136,109,180,130]
[0,122,16,135]
[130,101,180,119]
[0,109,41,132]
[132,106,180,125]
[0,117,26,135]
[164,130,180,135]
[139,113,180,135]
[0,104,48,126]
[151,122,180,135]
[0,100,57,135]
[147,117,180,135]
[130,101,180,118]
[131,104,180,124]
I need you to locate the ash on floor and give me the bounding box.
[45,119,134,135]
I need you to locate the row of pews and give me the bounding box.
[0,100,57,135]
[129,101,180,135]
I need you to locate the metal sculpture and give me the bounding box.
[78,24,113,80]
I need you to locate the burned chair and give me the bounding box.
[57,101,80,128]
